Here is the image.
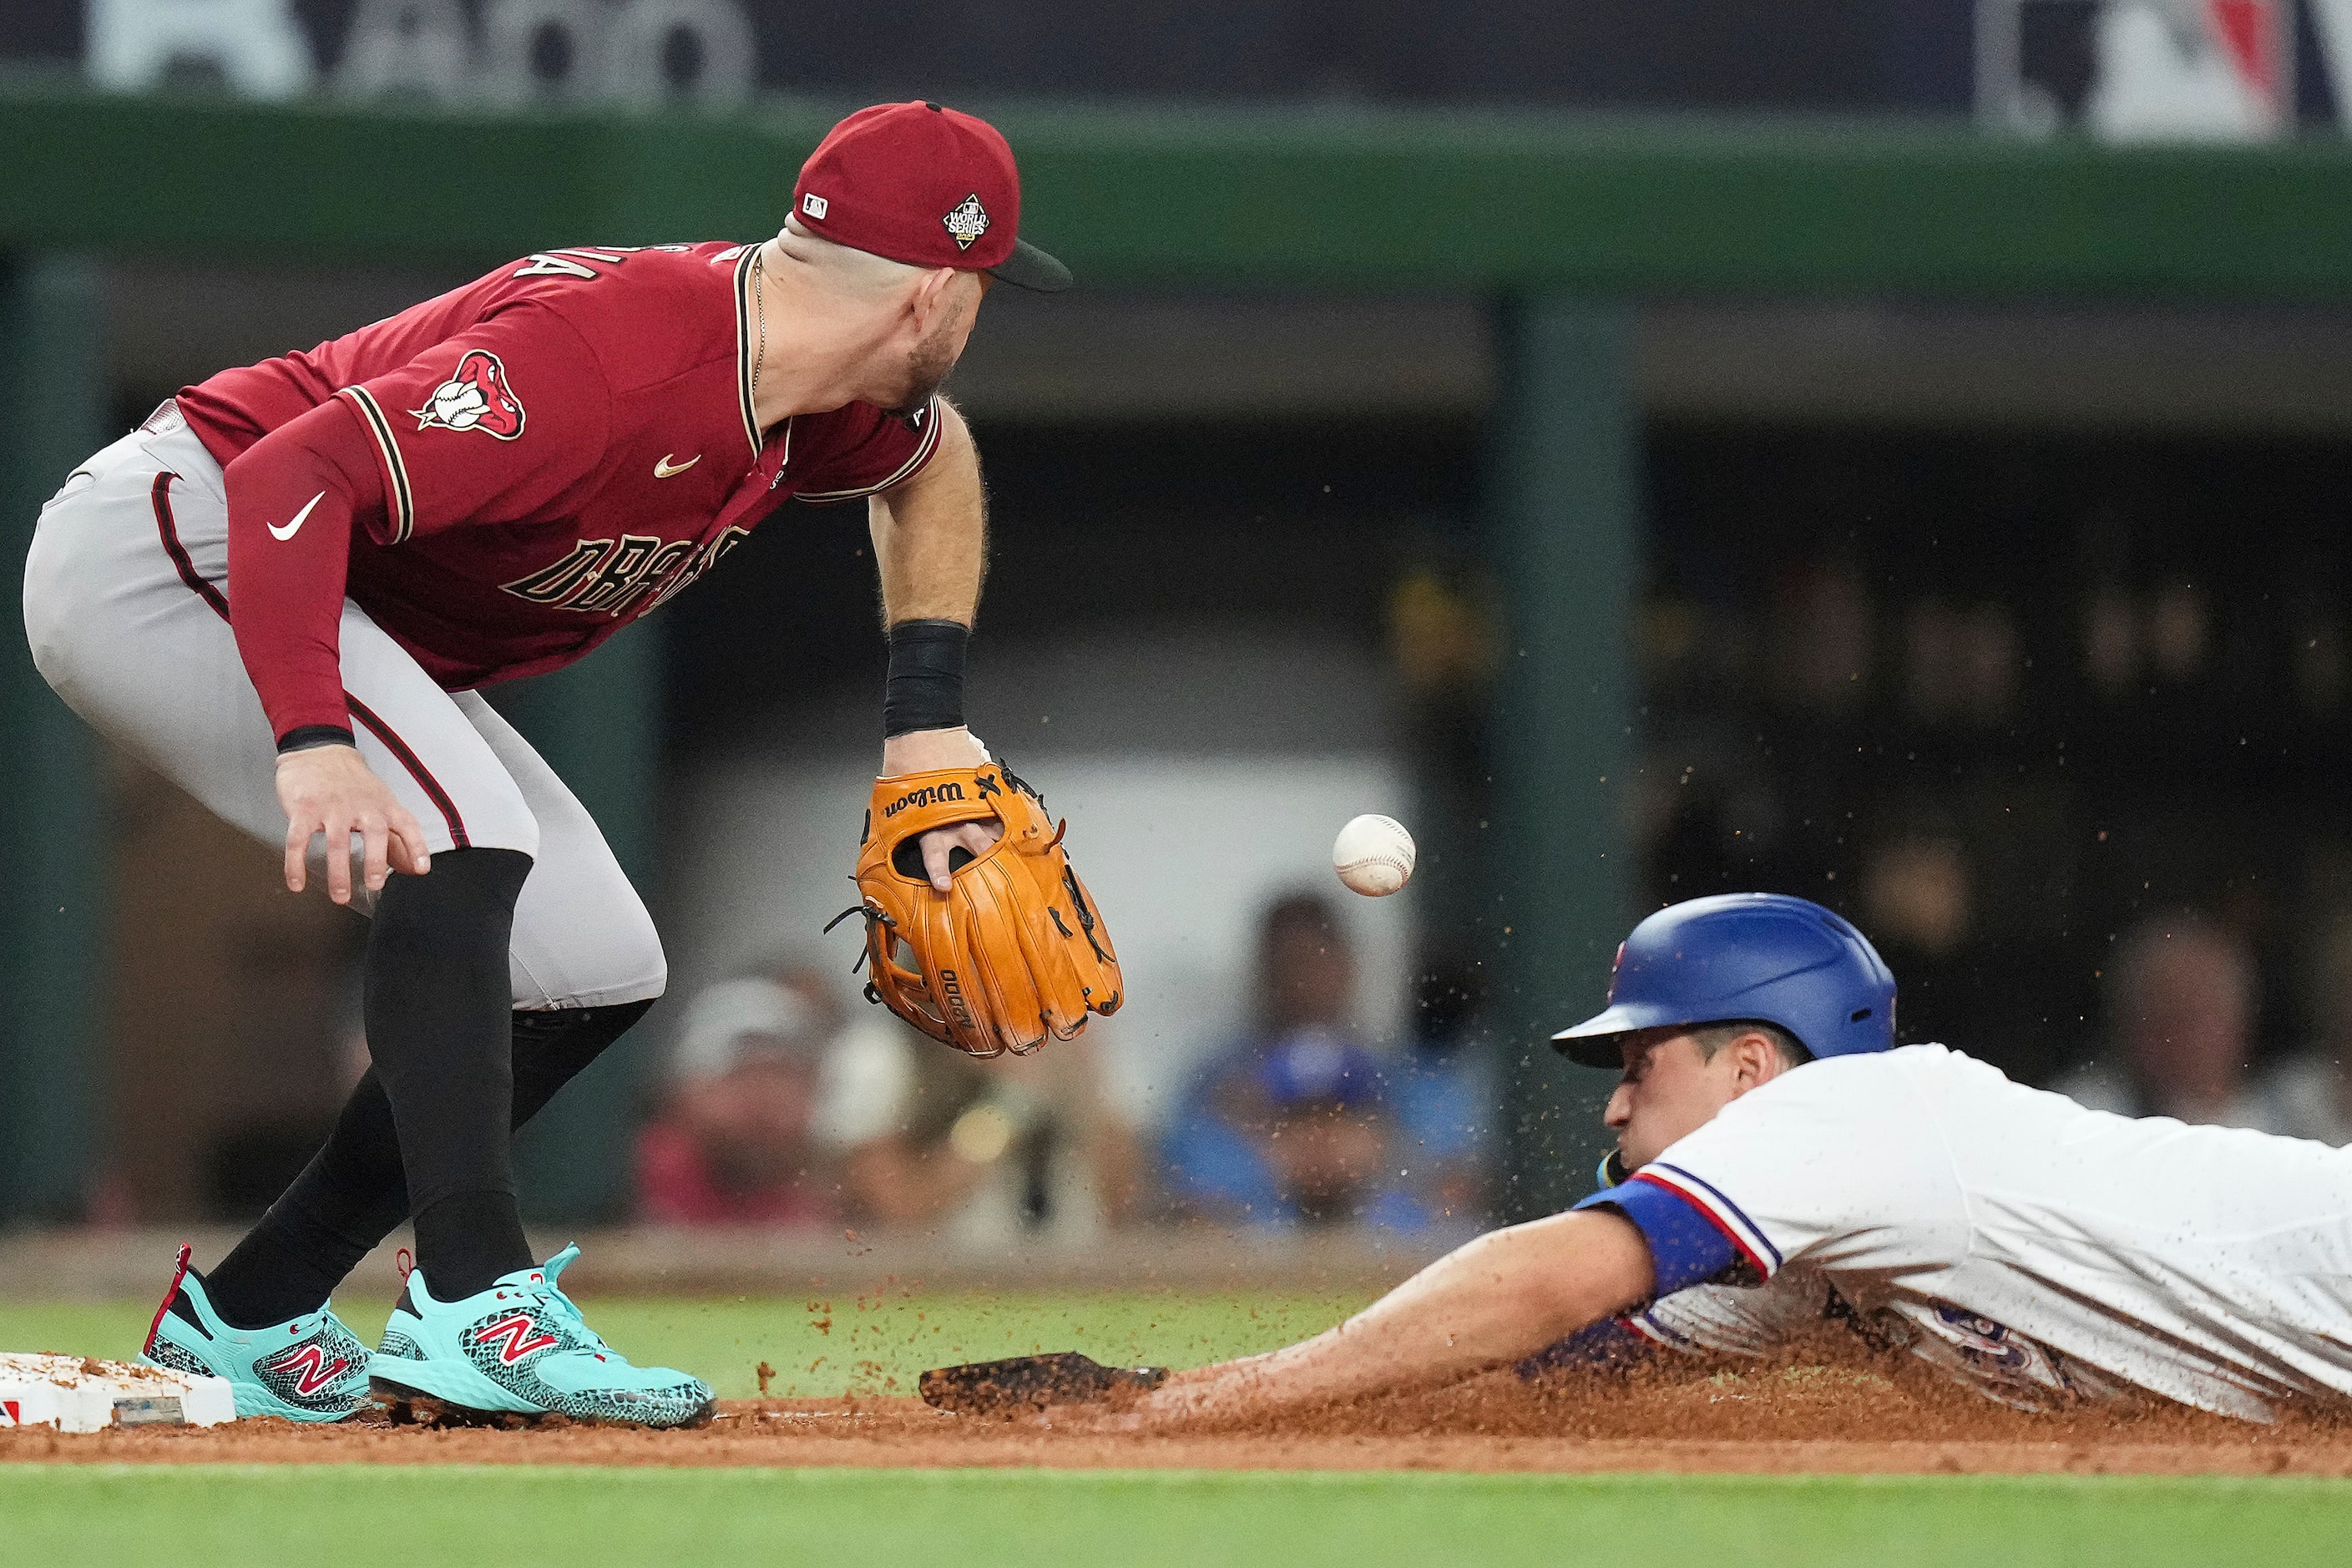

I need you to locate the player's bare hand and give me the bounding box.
[276,743,432,903]
[913,819,999,891]
[880,726,1004,891]
[880,725,989,776]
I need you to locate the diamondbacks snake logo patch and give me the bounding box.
[411,350,526,439]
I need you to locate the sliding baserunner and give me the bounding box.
[927,894,2352,1424]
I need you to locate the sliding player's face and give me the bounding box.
[1601,1029,1753,1171]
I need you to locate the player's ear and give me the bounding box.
[908,266,960,326]
[1732,1029,1781,1091]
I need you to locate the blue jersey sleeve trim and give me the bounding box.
[1575,1178,1742,1297]
[1646,1161,1783,1271]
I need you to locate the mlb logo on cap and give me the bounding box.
[791,102,1071,292]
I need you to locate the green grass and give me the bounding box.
[0,1289,1368,1398]
[5,1466,2351,1568]
[12,1293,2346,1565]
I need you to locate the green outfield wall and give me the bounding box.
[9,87,2352,1222]
[9,92,2352,296]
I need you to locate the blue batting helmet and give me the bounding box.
[1550,893,1897,1068]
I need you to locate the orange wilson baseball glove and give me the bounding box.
[836,761,1122,1058]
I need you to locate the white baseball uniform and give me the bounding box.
[1576,1044,2352,1419]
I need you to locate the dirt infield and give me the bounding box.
[8,1353,2352,1475]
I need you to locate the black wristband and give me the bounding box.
[277,725,358,756]
[884,620,969,738]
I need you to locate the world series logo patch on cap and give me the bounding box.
[942,193,990,250]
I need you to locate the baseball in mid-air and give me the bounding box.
[1333,814,1415,897]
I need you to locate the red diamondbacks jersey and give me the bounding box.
[179,242,942,690]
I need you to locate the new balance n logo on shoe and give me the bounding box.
[473,1313,560,1366]
[260,1343,350,1398]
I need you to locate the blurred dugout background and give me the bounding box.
[7,1,2352,1271]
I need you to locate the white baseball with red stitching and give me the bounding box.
[1333,813,1415,897]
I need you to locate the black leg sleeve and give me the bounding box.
[205,999,655,1329]
[363,847,535,1300]
[509,999,657,1120]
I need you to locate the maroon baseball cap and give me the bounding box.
[791,101,1071,293]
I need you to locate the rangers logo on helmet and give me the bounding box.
[410,350,526,439]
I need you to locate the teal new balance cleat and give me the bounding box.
[138,1244,374,1422]
[368,1244,715,1428]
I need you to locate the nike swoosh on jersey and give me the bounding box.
[268,491,327,542]
[654,453,701,478]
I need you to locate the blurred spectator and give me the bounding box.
[1861,832,1972,961]
[1162,893,1421,1229]
[2054,911,2269,1128]
[1769,561,1874,716]
[635,963,838,1227]
[1387,960,1494,1229]
[2249,918,2352,1146]
[813,1011,1138,1247]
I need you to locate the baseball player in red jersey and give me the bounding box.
[20,102,1068,1427]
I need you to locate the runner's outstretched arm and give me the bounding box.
[1125,1211,1655,1426]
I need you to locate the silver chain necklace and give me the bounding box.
[750,248,768,432]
